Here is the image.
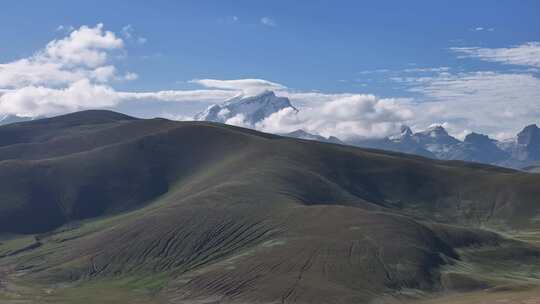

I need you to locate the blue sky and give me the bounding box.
[0,1,539,139]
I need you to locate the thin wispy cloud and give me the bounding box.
[402,67,451,73]
[451,42,540,68]
[121,24,147,44]
[55,25,74,32]
[469,27,494,32]
[190,78,285,95]
[260,17,277,27]
[358,67,450,75]
[218,16,239,24]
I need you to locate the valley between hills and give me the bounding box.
[0,110,539,304]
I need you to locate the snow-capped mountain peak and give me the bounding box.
[389,125,413,141]
[414,125,459,145]
[421,125,450,138]
[194,91,297,125]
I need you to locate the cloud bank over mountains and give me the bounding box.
[0,24,538,140]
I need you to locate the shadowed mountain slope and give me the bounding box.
[0,110,539,303]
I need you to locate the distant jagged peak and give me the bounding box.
[517,123,540,145]
[522,123,539,130]
[287,129,314,137]
[464,132,493,144]
[389,125,413,141]
[282,129,343,144]
[400,125,413,136]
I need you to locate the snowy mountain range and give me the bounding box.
[195,91,540,170]
[348,124,539,169]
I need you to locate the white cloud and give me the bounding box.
[225,113,250,127]
[255,94,413,140]
[0,79,120,117]
[275,70,540,140]
[118,89,236,103]
[121,24,147,45]
[469,27,494,32]
[218,16,240,24]
[121,25,133,39]
[46,23,123,68]
[0,24,146,117]
[279,91,356,108]
[260,17,277,27]
[0,23,125,89]
[451,42,540,68]
[123,72,139,81]
[91,66,117,82]
[357,69,391,75]
[56,25,75,32]
[0,59,86,88]
[190,78,286,95]
[393,71,540,139]
[403,67,451,73]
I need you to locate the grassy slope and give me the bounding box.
[0,110,539,303]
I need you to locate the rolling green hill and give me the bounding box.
[0,110,539,303]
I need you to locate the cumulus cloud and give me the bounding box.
[393,71,540,139]
[248,69,540,140]
[46,24,123,68]
[451,42,540,68]
[0,24,134,116]
[0,79,120,117]
[225,113,250,127]
[0,23,125,89]
[0,24,234,117]
[254,94,413,140]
